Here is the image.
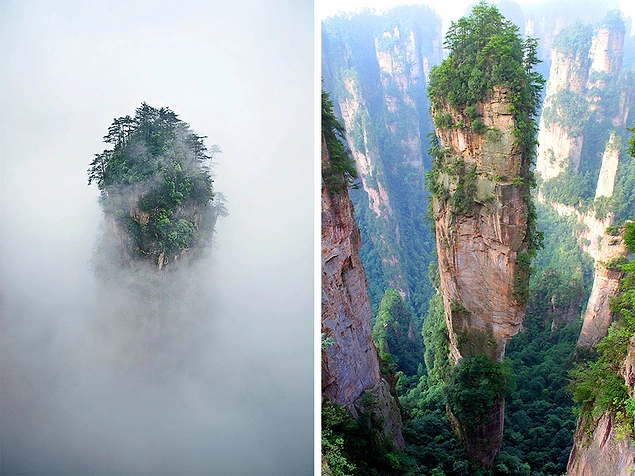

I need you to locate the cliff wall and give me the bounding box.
[433,88,529,365]
[430,87,533,465]
[568,333,635,475]
[321,138,404,448]
[322,7,442,310]
[577,228,628,347]
[336,72,408,296]
[535,23,628,184]
[567,411,635,476]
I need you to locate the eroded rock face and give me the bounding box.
[321,138,404,448]
[578,229,628,348]
[536,23,629,184]
[595,133,620,199]
[431,88,531,466]
[336,74,408,296]
[567,411,635,476]
[589,27,625,79]
[432,88,530,365]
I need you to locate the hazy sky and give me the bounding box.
[0,1,313,474]
[319,0,635,32]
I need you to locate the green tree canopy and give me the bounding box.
[88,102,223,265]
[321,89,358,194]
[428,1,544,165]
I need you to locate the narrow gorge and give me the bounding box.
[322,2,635,474]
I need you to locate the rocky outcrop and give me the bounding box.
[535,121,584,180]
[547,201,614,263]
[535,20,628,183]
[589,26,624,79]
[595,133,620,199]
[432,88,530,365]
[578,228,628,347]
[567,411,635,476]
[321,138,404,448]
[568,334,635,475]
[376,25,425,169]
[430,87,532,465]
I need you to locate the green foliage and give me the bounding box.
[542,89,590,136]
[321,399,409,475]
[322,401,358,476]
[446,355,514,435]
[625,221,635,252]
[428,2,544,170]
[322,333,336,350]
[372,289,424,376]
[569,239,635,440]
[552,22,593,62]
[500,267,582,475]
[87,103,221,265]
[322,89,359,194]
[598,9,626,33]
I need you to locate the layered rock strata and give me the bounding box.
[432,88,530,364]
[321,138,404,448]
[431,87,532,465]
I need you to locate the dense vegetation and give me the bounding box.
[322,89,359,194]
[372,289,424,377]
[428,1,543,170]
[569,221,635,440]
[322,398,408,476]
[88,103,224,266]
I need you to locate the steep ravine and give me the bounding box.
[321,137,404,449]
[322,6,442,312]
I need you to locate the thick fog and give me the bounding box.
[0,1,313,475]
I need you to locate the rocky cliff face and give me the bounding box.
[595,133,621,199]
[432,88,530,365]
[430,87,532,465]
[578,228,628,347]
[322,7,442,309]
[321,138,404,448]
[335,72,409,296]
[567,410,635,476]
[535,23,629,184]
[568,332,635,476]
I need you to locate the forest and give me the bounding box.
[322,1,635,475]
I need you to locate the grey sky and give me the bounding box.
[0,1,314,474]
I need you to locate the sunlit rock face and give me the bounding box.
[321,138,404,448]
[578,228,628,348]
[568,335,635,476]
[432,88,530,365]
[430,87,532,466]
